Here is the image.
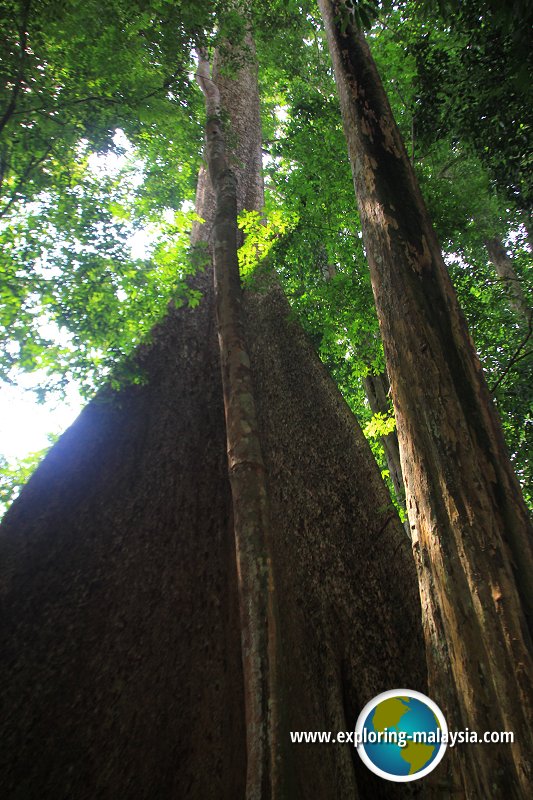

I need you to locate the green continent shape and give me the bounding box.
[371,697,410,732]
[400,741,435,774]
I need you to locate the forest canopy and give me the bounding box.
[0,0,531,513]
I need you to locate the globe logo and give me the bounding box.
[354,689,448,781]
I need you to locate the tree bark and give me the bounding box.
[319,1,533,796]
[197,50,280,800]
[484,236,531,323]
[0,31,428,800]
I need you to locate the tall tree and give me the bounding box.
[0,18,427,800]
[196,42,280,798]
[318,1,533,796]
[256,8,531,519]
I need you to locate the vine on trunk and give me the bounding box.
[197,51,281,800]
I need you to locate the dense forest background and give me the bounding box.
[0,1,532,798]
[1,0,531,514]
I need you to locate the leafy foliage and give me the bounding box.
[0,435,57,514]
[1,147,207,396]
[238,207,299,279]
[0,0,531,515]
[402,0,533,210]
[0,0,232,397]
[364,411,396,439]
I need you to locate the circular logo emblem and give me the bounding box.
[354,689,447,781]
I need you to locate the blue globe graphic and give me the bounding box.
[359,693,444,779]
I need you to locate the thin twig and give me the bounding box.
[10,69,184,121]
[0,145,52,220]
[490,321,533,392]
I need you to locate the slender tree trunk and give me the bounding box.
[484,236,531,323]
[319,1,533,796]
[362,371,408,533]
[197,50,280,800]
[0,31,428,800]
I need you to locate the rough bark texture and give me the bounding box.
[1,296,244,800]
[244,279,432,799]
[363,371,408,533]
[0,32,429,800]
[484,236,531,323]
[319,1,533,796]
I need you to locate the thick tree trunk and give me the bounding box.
[484,236,531,323]
[319,1,533,796]
[0,33,428,800]
[362,370,408,530]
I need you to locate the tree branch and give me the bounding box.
[195,51,220,115]
[11,68,184,120]
[0,0,32,135]
[0,145,52,220]
[490,321,532,393]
